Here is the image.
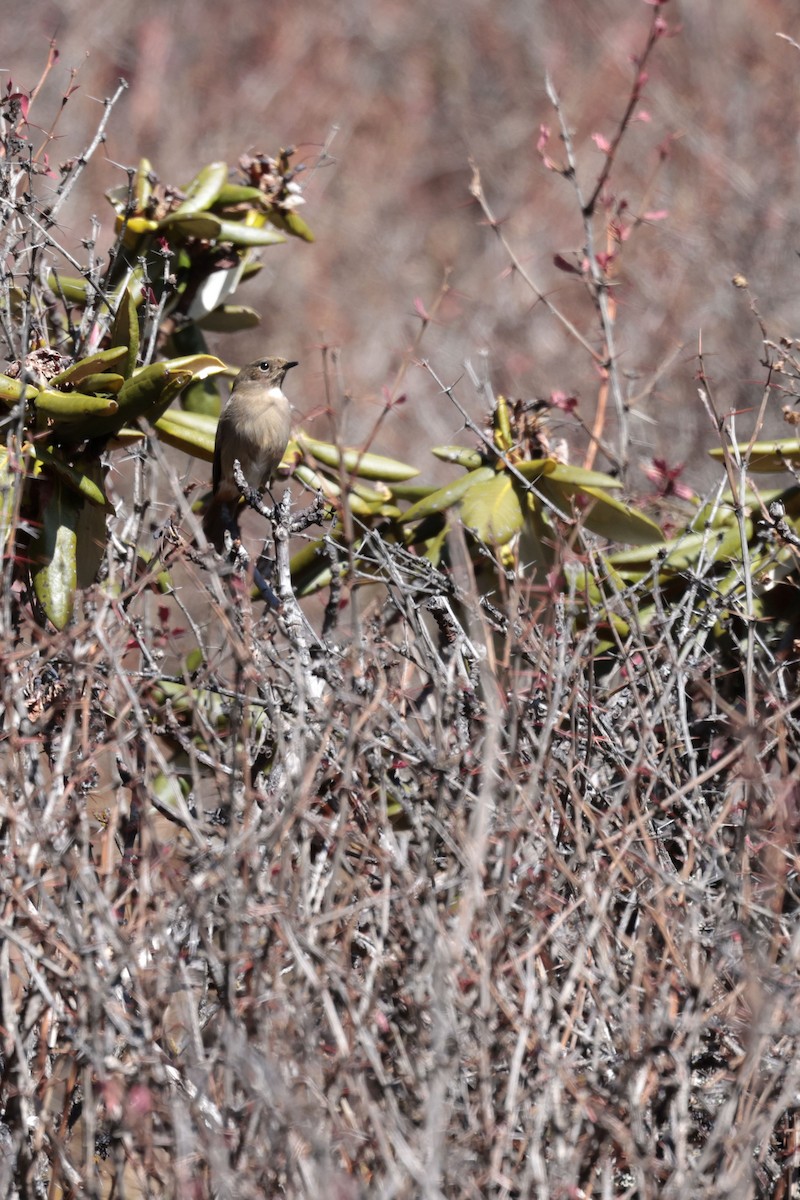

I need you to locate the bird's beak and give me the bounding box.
[285,361,299,372]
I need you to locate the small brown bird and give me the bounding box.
[202,357,297,552]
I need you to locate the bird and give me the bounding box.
[202,356,297,552]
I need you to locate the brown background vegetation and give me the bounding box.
[7,0,800,487]
[5,5,800,1196]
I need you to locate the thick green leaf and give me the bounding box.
[108,286,140,379]
[708,439,800,473]
[573,485,664,544]
[0,446,15,553]
[75,461,109,588]
[518,505,556,574]
[267,210,315,242]
[162,355,226,380]
[431,445,485,468]
[158,213,223,240]
[400,467,495,524]
[213,219,286,247]
[155,408,218,461]
[390,482,439,502]
[0,374,38,408]
[60,363,193,441]
[296,433,419,481]
[290,535,336,596]
[171,161,228,218]
[494,395,513,453]
[32,446,107,507]
[31,475,80,629]
[292,463,388,516]
[515,459,622,489]
[49,347,129,388]
[71,373,125,395]
[35,388,119,418]
[460,473,524,544]
[213,184,266,207]
[196,304,261,332]
[48,273,93,305]
[134,157,154,211]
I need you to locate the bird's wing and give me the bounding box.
[211,412,224,494]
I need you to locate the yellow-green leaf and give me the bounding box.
[267,210,315,242]
[196,304,261,332]
[60,363,193,441]
[31,475,80,629]
[460,473,524,544]
[213,219,286,247]
[494,395,513,453]
[134,157,154,211]
[158,213,223,240]
[400,467,496,524]
[32,445,108,507]
[108,286,140,379]
[171,161,228,218]
[296,433,419,481]
[155,408,218,461]
[574,485,664,544]
[515,459,622,489]
[708,439,800,473]
[0,446,16,552]
[73,373,125,395]
[161,354,226,380]
[49,347,129,388]
[0,374,38,408]
[47,273,93,305]
[35,389,119,418]
[213,184,266,207]
[431,445,484,469]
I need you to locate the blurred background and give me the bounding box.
[6,0,800,490]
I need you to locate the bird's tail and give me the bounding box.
[202,496,239,553]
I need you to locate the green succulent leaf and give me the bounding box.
[49,347,129,389]
[389,482,439,502]
[134,157,154,211]
[494,395,514,453]
[515,459,623,489]
[213,219,286,247]
[290,534,339,596]
[460,473,525,544]
[266,210,315,242]
[34,389,120,418]
[0,446,15,552]
[60,362,194,441]
[171,161,229,218]
[0,374,38,408]
[31,474,80,630]
[213,184,267,207]
[73,373,126,395]
[292,463,387,516]
[32,445,108,507]
[108,286,140,379]
[155,408,218,461]
[400,467,496,524]
[161,355,226,380]
[196,305,261,332]
[431,445,485,468]
[708,439,800,473]
[295,433,419,481]
[573,485,665,545]
[48,273,94,305]
[157,213,223,240]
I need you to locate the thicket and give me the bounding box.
[2,11,800,1199]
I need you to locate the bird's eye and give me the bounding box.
[258,360,270,371]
